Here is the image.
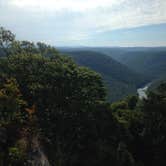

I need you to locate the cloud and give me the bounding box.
[10,0,125,12]
[0,0,166,45]
[70,0,166,32]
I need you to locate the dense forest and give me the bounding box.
[0,27,166,166]
[60,47,166,101]
[101,48,166,80]
[61,50,147,102]
[73,47,166,81]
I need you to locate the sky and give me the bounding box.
[0,0,166,47]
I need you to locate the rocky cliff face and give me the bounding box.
[27,136,50,166]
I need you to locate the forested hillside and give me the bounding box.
[93,47,166,80]
[60,47,166,81]
[1,27,166,166]
[61,51,147,101]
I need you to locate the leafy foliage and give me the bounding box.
[62,50,146,102]
[97,47,166,80]
[0,27,166,166]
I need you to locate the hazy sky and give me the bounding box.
[0,0,166,46]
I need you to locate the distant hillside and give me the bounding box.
[91,47,166,81]
[148,75,166,92]
[59,47,166,81]
[62,50,146,102]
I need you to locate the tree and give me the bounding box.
[126,95,138,110]
[0,78,27,165]
[0,78,26,123]
[0,27,15,56]
[140,82,166,166]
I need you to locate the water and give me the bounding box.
[137,83,151,99]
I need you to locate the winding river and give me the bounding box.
[137,83,151,99]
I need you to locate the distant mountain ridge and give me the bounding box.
[61,50,146,102]
[82,47,166,80]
